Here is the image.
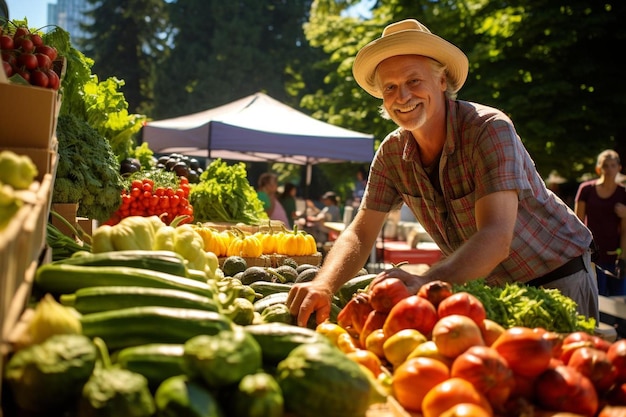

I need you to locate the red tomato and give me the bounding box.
[491,327,553,377]
[432,314,485,359]
[450,345,515,412]
[382,295,438,339]
[480,319,505,347]
[417,280,453,308]
[535,365,599,417]
[607,339,626,384]
[368,277,411,313]
[393,357,450,412]
[560,331,596,364]
[437,292,487,328]
[350,292,374,334]
[567,346,618,392]
[421,377,493,417]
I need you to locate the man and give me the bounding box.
[286,19,598,326]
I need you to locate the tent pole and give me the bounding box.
[305,161,312,200]
[207,122,212,160]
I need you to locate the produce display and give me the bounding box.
[105,170,194,226]
[4,226,626,417]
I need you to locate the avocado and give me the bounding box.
[240,266,271,285]
[295,267,319,283]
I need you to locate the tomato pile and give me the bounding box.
[105,176,193,226]
[320,279,626,417]
[1,25,61,90]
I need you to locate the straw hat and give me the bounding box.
[352,19,469,98]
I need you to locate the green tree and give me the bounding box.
[301,0,626,180]
[152,0,326,119]
[80,0,169,114]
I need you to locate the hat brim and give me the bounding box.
[353,30,469,98]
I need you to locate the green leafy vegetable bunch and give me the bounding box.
[453,279,596,334]
[189,159,267,224]
[53,113,125,223]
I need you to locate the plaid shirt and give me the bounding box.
[362,99,592,285]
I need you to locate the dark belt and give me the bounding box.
[526,255,586,287]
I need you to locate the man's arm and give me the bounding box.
[318,208,388,291]
[287,208,388,326]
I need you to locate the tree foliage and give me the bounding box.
[80,0,169,114]
[301,0,626,180]
[151,0,326,119]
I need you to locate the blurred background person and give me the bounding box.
[304,191,341,245]
[279,182,298,229]
[575,149,626,294]
[351,166,368,208]
[257,172,290,226]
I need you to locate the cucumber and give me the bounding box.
[114,343,185,391]
[80,306,233,350]
[53,250,189,277]
[244,323,332,365]
[336,273,377,306]
[35,264,215,298]
[249,281,292,298]
[252,292,289,314]
[59,286,219,315]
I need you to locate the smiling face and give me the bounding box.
[376,55,448,132]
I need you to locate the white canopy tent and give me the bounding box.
[142,92,375,184]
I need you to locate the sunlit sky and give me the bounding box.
[5,0,374,32]
[6,0,50,30]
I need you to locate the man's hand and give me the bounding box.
[286,282,333,327]
[616,258,626,279]
[369,267,427,295]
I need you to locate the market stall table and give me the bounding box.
[377,240,442,266]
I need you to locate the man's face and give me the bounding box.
[376,55,447,131]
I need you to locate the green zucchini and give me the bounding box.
[80,306,233,350]
[59,286,219,314]
[35,264,215,298]
[114,343,185,391]
[186,268,208,282]
[336,273,377,306]
[252,292,289,314]
[244,323,331,365]
[249,281,292,298]
[53,250,189,277]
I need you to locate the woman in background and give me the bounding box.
[575,149,626,295]
[257,173,290,226]
[279,182,298,229]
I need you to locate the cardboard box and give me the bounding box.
[0,82,59,149]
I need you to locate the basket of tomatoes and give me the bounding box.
[104,169,193,226]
